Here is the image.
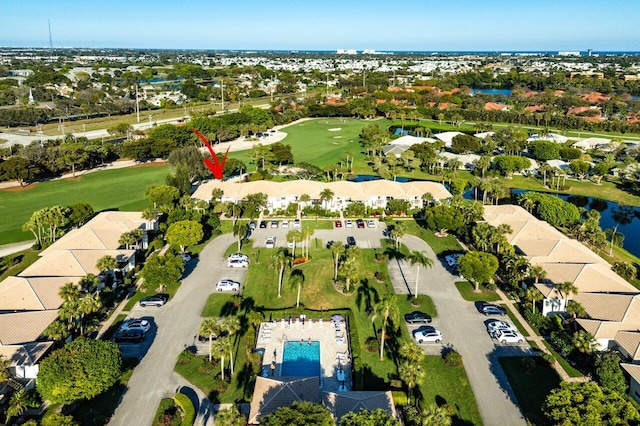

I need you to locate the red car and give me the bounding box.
[335,220,343,228]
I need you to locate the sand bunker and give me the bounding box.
[333,136,342,139]
[328,128,342,132]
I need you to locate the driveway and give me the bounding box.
[110,234,241,426]
[392,235,528,426]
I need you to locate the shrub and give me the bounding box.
[392,391,408,407]
[443,349,462,366]
[543,353,556,366]
[177,348,195,365]
[523,306,552,334]
[212,376,230,393]
[364,337,378,353]
[174,392,196,425]
[549,330,573,357]
[199,357,216,374]
[293,257,308,265]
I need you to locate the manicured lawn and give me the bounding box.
[404,221,462,255]
[0,248,40,281]
[0,163,168,245]
[499,356,561,425]
[420,356,484,426]
[454,281,501,302]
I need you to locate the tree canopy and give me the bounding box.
[166,220,204,252]
[260,401,333,426]
[340,409,400,426]
[37,338,122,405]
[140,253,185,290]
[518,192,580,227]
[457,251,499,290]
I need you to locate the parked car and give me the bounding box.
[335,220,342,228]
[227,259,248,268]
[356,219,365,228]
[120,319,151,333]
[139,294,168,307]
[480,304,507,316]
[345,219,353,228]
[493,329,525,344]
[248,221,257,230]
[265,236,276,248]
[404,311,432,324]
[216,279,241,292]
[293,218,301,228]
[259,221,268,229]
[114,329,145,343]
[282,220,290,228]
[346,236,356,246]
[412,326,442,344]
[228,253,248,262]
[486,319,517,334]
[367,220,376,228]
[198,330,228,342]
[270,220,279,228]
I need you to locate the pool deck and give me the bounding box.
[255,319,351,392]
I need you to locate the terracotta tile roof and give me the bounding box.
[523,91,539,98]
[580,92,610,103]
[484,102,507,111]
[567,106,595,115]
[524,105,545,113]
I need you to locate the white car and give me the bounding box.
[293,218,301,228]
[412,326,442,344]
[282,220,289,228]
[493,329,525,344]
[227,259,248,268]
[367,220,376,228]
[120,319,151,334]
[265,236,276,248]
[228,253,248,262]
[486,320,517,334]
[216,280,240,292]
[345,219,353,228]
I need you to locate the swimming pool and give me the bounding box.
[281,340,320,377]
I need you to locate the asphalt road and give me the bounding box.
[389,235,529,425]
[109,234,239,426]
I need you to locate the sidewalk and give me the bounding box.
[495,288,589,383]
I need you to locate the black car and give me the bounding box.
[480,304,507,316]
[259,221,268,229]
[356,219,365,228]
[114,329,145,343]
[404,311,432,324]
[139,294,168,307]
[346,236,356,246]
[248,221,257,230]
[198,330,228,343]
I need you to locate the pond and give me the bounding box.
[348,174,411,183]
[471,88,512,96]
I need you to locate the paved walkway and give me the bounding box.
[0,240,35,258]
[390,235,527,425]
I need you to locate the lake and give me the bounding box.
[471,88,512,96]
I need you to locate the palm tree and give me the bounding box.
[319,188,334,210]
[572,330,597,354]
[420,404,453,426]
[524,287,543,313]
[43,319,70,342]
[398,340,425,363]
[200,318,220,362]
[289,269,306,308]
[59,282,80,302]
[301,227,314,259]
[213,337,233,381]
[372,295,399,360]
[215,405,244,426]
[406,250,433,300]
[79,273,99,293]
[390,222,407,249]
[270,249,289,297]
[421,192,434,208]
[286,230,303,258]
[329,241,345,281]
[96,255,118,277]
[6,389,32,423]
[528,265,547,284]
[78,293,102,335]
[566,300,586,331]
[338,257,358,292]
[398,361,425,403]
[555,281,578,300]
[221,316,241,375]
[232,221,246,251]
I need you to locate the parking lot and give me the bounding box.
[248,218,385,249]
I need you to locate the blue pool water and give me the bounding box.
[281,341,321,377]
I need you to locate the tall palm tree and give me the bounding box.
[232,221,246,251]
[43,319,70,342]
[96,255,118,277]
[319,188,334,210]
[398,340,425,364]
[420,404,453,426]
[78,293,102,335]
[390,222,407,249]
[524,287,543,313]
[270,249,289,297]
[555,281,578,300]
[329,241,345,281]
[286,230,303,258]
[566,300,586,331]
[338,257,358,292]
[200,318,220,362]
[301,227,314,259]
[529,265,547,284]
[222,316,241,375]
[372,295,399,360]
[59,282,80,302]
[289,269,306,308]
[213,337,233,381]
[398,361,425,403]
[406,250,433,300]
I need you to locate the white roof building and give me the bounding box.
[433,131,465,147]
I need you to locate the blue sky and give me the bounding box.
[2,0,639,51]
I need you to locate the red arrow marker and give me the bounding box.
[191,129,230,180]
